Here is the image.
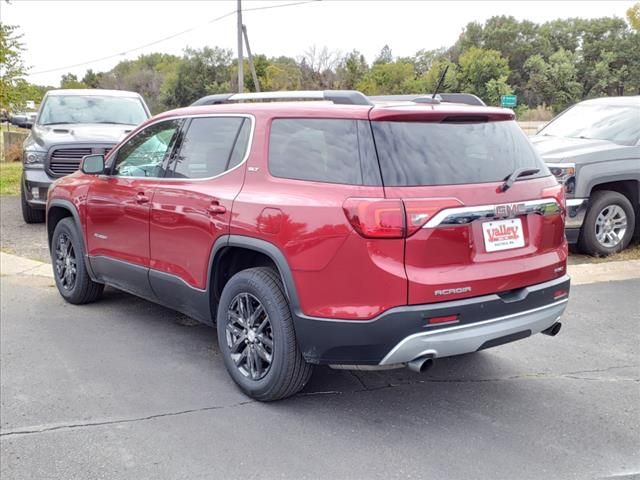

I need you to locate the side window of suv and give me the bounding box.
[167,117,249,179]
[113,119,182,177]
[268,118,381,186]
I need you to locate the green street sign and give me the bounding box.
[501,95,517,107]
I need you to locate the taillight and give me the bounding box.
[343,199,405,238]
[403,198,462,235]
[343,197,462,239]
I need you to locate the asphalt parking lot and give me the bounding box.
[1,196,639,479]
[1,272,639,480]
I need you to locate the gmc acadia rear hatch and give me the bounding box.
[369,106,567,304]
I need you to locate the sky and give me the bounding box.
[1,0,635,87]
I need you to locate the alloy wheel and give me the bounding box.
[595,204,627,248]
[55,233,77,290]
[225,292,273,381]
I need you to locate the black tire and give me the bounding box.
[217,267,312,401]
[578,190,636,256]
[20,178,45,224]
[51,218,104,304]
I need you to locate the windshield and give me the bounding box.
[38,95,148,126]
[371,120,548,187]
[539,103,640,146]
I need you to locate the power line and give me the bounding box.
[28,0,320,76]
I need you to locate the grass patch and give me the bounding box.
[0,162,22,196]
[590,244,640,263]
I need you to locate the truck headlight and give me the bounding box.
[547,163,575,194]
[23,150,46,166]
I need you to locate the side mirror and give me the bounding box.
[24,122,33,130]
[81,154,105,175]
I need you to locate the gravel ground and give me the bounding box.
[0,196,49,262]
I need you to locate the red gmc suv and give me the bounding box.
[46,90,570,401]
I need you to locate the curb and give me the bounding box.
[1,251,639,285]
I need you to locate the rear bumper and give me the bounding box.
[294,275,570,365]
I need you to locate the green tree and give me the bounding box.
[60,73,87,89]
[414,58,458,93]
[356,61,415,95]
[82,69,103,88]
[524,49,581,112]
[627,2,640,31]
[162,47,232,109]
[485,75,513,106]
[457,47,511,101]
[0,24,29,110]
[336,50,369,89]
[373,44,394,65]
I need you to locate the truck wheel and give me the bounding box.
[579,191,635,256]
[51,218,104,304]
[217,267,312,401]
[20,179,45,224]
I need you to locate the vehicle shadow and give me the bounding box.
[93,286,524,401]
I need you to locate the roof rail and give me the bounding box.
[190,90,373,107]
[369,93,486,107]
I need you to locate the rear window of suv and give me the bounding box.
[269,118,381,185]
[371,120,548,186]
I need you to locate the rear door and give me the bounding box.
[149,115,252,299]
[370,111,567,304]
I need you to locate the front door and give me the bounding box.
[86,118,182,296]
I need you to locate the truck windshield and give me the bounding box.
[371,120,547,187]
[538,103,640,146]
[38,95,148,126]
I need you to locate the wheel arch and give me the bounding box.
[208,235,301,314]
[589,180,639,236]
[47,199,97,279]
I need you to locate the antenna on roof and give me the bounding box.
[432,64,450,100]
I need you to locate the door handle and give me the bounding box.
[207,202,227,215]
[135,192,150,204]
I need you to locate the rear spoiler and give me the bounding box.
[369,93,486,107]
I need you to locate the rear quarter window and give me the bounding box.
[372,120,549,186]
[268,118,381,185]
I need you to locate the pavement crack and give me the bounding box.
[349,371,370,390]
[0,400,256,438]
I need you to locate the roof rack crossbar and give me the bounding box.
[190,90,373,107]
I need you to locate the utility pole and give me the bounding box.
[242,24,260,92]
[236,0,244,93]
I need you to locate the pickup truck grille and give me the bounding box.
[48,146,114,176]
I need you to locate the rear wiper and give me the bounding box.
[501,167,540,192]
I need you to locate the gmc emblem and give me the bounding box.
[495,203,526,218]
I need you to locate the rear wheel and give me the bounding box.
[20,178,45,224]
[579,191,635,256]
[217,267,312,401]
[51,218,104,304]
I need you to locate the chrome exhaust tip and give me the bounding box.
[407,356,434,373]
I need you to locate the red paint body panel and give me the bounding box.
[149,166,245,289]
[86,176,163,266]
[385,177,568,305]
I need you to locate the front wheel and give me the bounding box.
[579,191,635,256]
[217,267,312,401]
[51,218,104,304]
